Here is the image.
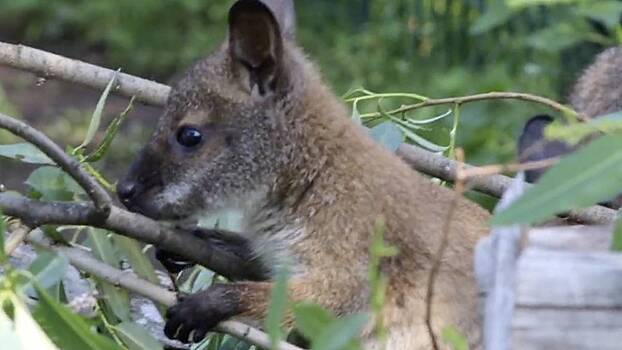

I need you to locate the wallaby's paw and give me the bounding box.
[164,284,239,343]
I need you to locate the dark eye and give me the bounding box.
[176,126,203,148]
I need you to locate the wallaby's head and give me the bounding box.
[517,114,572,183]
[517,47,622,185]
[117,0,304,220]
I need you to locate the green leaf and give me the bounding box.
[507,0,583,8]
[293,303,336,339]
[33,283,122,350]
[545,111,622,144]
[84,97,134,163]
[351,103,362,125]
[77,72,118,151]
[442,326,469,350]
[399,124,448,153]
[0,304,22,350]
[470,1,513,35]
[87,229,131,322]
[265,267,289,347]
[21,252,69,297]
[11,295,59,350]
[197,210,243,232]
[311,313,368,350]
[25,166,84,201]
[575,1,622,29]
[218,337,252,350]
[0,143,54,165]
[369,122,404,152]
[113,322,163,350]
[188,267,215,293]
[493,135,622,226]
[202,333,224,350]
[613,215,622,251]
[525,22,592,53]
[111,235,159,285]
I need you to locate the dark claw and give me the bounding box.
[155,248,196,274]
[164,284,241,343]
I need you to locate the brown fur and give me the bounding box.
[119,1,490,348]
[570,46,622,119]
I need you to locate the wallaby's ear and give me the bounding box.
[518,115,572,183]
[228,0,295,95]
[261,0,296,39]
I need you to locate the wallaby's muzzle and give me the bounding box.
[117,146,165,218]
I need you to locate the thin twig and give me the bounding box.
[0,42,583,125]
[396,144,616,225]
[23,228,302,350]
[0,112,112,216]
[458,157,560,181]
[362,92,585,122]
[0,42,170,106]
[424,149,468,350]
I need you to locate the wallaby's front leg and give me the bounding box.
[164,274,367,343]
[156,227,269,281]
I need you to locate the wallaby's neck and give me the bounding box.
[267,46,373,217]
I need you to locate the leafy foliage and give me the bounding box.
[493,134,622,226]
[0,83,163,350]
[1,0,622,349]
[33,283,123,350]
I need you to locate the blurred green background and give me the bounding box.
[0,0,621,186]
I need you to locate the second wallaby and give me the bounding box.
[117,1,490,348]
[518,47,622,207]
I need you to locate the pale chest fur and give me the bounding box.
[241,202,308,277]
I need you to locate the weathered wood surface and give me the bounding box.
[511,225,622,350]
[477,173,622,350]
[526,225,613,251]
[476,174,527,350]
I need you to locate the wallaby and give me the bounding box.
[117,0,490,348]
[518,47,622,208]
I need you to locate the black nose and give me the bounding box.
[117,180,137,204]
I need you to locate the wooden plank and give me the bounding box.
[512,328,622,350]
[516,248,622,308]
[476,174,527,350]
[526,225,613,252]
[513,308,622,328]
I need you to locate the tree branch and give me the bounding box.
[24,229,302,350]
[0,193,266,281]
[0,112,112,216]
[0,38,616,350]
[396,144,616,225]
[0,42,170,106]
[0,42,614,233]
[364,92,585,121]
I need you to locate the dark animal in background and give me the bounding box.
[518,47,622,208]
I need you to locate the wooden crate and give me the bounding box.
[478,221,622,350]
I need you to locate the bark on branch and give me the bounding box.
[0,112,112,216]
[0,193,265,281]
[0,41,615,227]
[0,42,170,106]
[0,40,615,231]
[0,38,617,350]
[396,145,616,225]
[25,229,301,350]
